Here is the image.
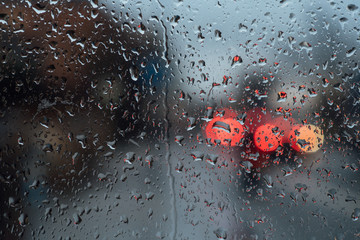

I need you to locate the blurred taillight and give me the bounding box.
[289,124,324,153]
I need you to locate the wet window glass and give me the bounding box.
[1,0,359,239]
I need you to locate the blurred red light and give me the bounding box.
[253,124,281,152]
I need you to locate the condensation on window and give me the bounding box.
[0,0,359,239]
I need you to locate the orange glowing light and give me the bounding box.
[289,124,324,153]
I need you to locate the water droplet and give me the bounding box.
[347,4,358,11]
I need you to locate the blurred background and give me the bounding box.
[0,0,359,239]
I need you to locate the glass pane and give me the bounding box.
[1,0,359,239]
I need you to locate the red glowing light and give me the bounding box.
[204,109,245,147]
[253,124,281,152]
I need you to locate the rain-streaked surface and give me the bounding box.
[0,0,359,239]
